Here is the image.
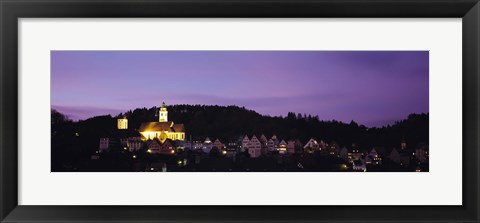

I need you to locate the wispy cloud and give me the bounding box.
[52,105,125,121]
[51,51,429,127]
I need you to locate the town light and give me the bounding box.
[147,149,152,153]
[170,150,175,154]
[132,155,136,159]
[222,150,227,155]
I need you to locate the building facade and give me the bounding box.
[287,140,296,154]
[213,139,223,151]
[117,116,128,129]
[138,102,185,142]
[99,138,119,151]
[277,140,287,154]
[247,135,262,158]
[304,138,320,152]
[241,135,250,152]
[146,138,175,155]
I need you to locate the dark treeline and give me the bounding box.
[52,104,428,153]
[165,105,428,150]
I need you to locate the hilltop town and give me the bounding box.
[52,102,429,172]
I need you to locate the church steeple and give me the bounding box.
[159,101,168,122]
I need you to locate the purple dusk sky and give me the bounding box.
[51,51,428,127]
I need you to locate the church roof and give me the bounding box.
[172,123,185,132]
[138,121,184,132]
[259,134,268,142]
[147,138,174,146]
[204,137,212,143]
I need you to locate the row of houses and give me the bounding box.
[99,136,143,151]
[99,134,428,169]
[185,134,302,158]
[342,146,429,171]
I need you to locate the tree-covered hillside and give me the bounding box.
[51,105,428,171]
[54,104,428,150]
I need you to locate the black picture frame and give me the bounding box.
[1,0,479,222]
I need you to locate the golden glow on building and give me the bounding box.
[138,102,185,142]
[140,131,185,142]
[117,117,128,129]
[159,101,168,122]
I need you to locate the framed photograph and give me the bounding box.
[1,0,479,222]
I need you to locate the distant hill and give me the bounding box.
[52,104,428,151]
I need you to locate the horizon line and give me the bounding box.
[51,103,428,128]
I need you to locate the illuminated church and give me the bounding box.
[138,102,185,142]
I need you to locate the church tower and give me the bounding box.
[117,116,128,129]
[159,102,168,122]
